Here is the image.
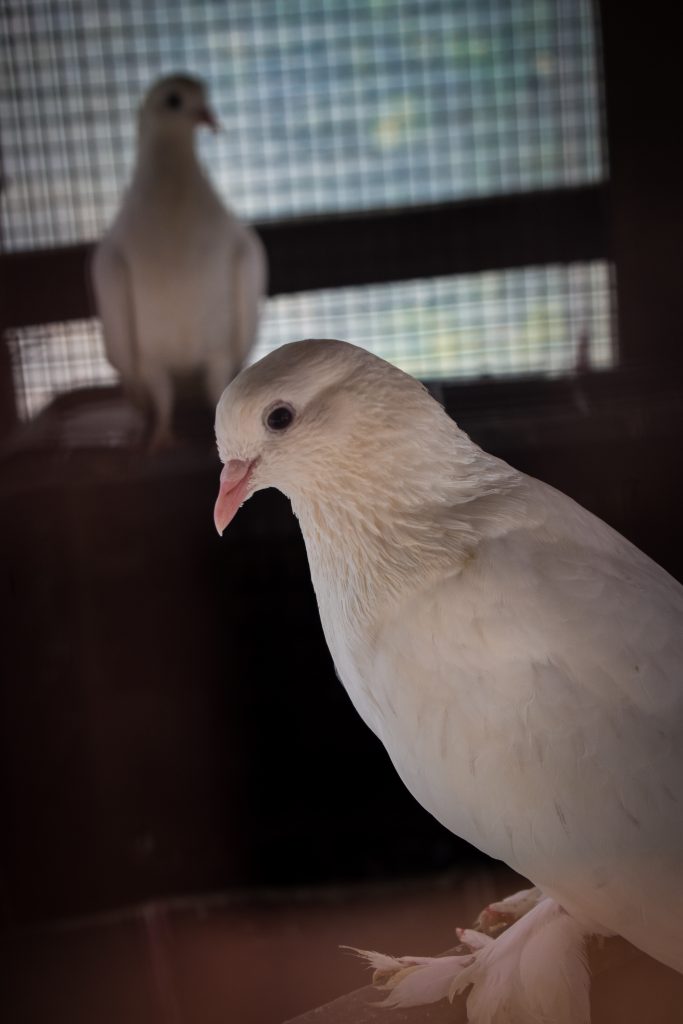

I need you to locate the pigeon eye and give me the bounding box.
[165,92,182,109]
[265,403,295,432]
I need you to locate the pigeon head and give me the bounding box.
[138,74,219,139]
[213,339,460,536]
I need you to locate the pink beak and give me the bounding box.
[214,459,254,535]
[197,106,221,132]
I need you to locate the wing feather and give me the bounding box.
[91,238,138,385]
[371,474,683,969]
[230,227,267,368]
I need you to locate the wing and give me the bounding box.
[91,237,138,384]
[372,475,683,969]
[229,226,267,368]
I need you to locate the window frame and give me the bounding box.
[1,0,682,441]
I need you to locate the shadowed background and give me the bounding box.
[1,0,682,1020]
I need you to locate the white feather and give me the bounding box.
[457,928,495,950]
[343,946,471,1006]
[454,899,590,1024]
[92,74,266,448]
[214,339,683,1019]
[349,902,590,1023]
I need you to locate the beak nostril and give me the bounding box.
[220,458,251,488]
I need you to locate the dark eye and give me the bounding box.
[165,92,182,109]
[265,403,294,432]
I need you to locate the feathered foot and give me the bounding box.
[474,885,545,937]
[347,897,590,1024]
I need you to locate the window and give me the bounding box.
[0,0,610,418]
[257,263,613,378]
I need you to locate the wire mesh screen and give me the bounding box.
[8,261,613,421]
[257,262,613,379]
[0,0,605,250]
[6,320,117,420]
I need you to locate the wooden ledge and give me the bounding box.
[285,936,683,1024]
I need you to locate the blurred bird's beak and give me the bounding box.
[214,459,255,535]
[197,106,221,132]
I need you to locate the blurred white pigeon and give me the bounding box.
[92,74,266,449]
[213,339,683,1023]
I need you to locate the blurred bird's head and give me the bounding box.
[213,339,461,535]
[138,74,220,141]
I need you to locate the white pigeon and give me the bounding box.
[213,339,683,1023]
[92,74,267,449]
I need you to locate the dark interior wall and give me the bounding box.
[2,369,682,925]
[598,0,683,367]
[0,448,475,923]
[1,0,683,926]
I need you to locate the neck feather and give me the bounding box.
[290,413,521,642]
[135,130,201,185]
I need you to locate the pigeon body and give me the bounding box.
[93,74,266,448]
[213,339,683,1020]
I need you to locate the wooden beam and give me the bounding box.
[285,937,683,1024]
[263,185,610,294]
[0,185,609,331]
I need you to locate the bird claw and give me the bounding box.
[455,927,494,951]
[474,886,544,935]
[347,898,590,1022]
[474,906,513,936]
